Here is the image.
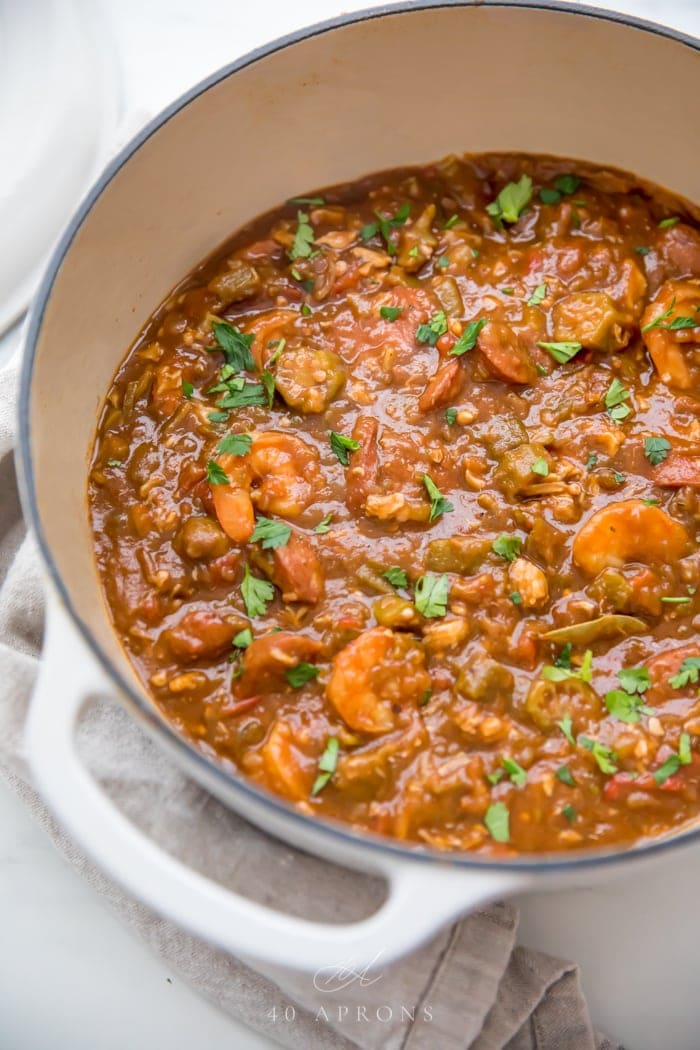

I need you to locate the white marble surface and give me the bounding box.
[3,1,700,1048]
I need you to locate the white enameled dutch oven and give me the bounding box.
[17,1,700,973]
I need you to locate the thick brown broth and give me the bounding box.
[89,153,700,856]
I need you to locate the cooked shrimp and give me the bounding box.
[327,627,431,734]
[572,499,689,576]
[641,279,700,389]
[211,431,321,543]
[235,631,322,697]
[261,720,311,800]
[242,308,297,369]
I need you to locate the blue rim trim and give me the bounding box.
[17,0,700,875]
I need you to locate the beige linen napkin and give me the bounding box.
[0,351,619,1050]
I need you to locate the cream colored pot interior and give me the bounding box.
[29,4,700,699]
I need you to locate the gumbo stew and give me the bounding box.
[89,153,700,856]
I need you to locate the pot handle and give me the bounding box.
[26,595,519,972]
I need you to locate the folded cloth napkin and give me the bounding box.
[0,350,619,1050]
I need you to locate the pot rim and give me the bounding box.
[17,0,700,875]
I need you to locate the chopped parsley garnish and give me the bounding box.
[531,457,549,477]
[618,667,651,695]
[635,245,650,256]
[261,369,276,407]
[644,436,671,466]
[556,765,576,787]
[642,295,698,333]
[491,534,522,562]
[543,649,593,684]
[311,737,339,796]
[241,564,275,618]
[510,591,522,605]
[653,734,691,786]
[329,430,360,466]
[613,471,626,485]
[362,202,410,255]
[314,513,333,534]
[604,689,653,724]
[537,340,583,364]
[558,715,575,746]
[288,210,314,260]
[486,175,533,225]
[416,310,448,346]
[384,567,409,589]
[669,657,700,689]
[208,411,229,424]
[211,321,256,372]
[578,736,618,774]
[449,317,488,356]
[501,287,514,295]
[538,174,581,205]
[288,195,325,206]
[250,516,292,550]
[443,214,460,229]
[182,381,194,399]
[484,801,510,843]
[217,433,252,457]
[232,628,253,650]
[661,596,692,605]
[438,255,449,268]
[286,662,320,688]
[106,459,122,468]
[562,804,577,824]
[206,460,229,486]
[380,306,403,321]
[556,644,573,669]
[301,302,312,317]
[423,473,454,521]
[445,407,458,426]
[420,688,433,707]
[527,283,547,306]
[658,216,680,229]
[216,378,268,410]
[586,452,598,471]
[502,757,527,787]
[408,247,420,258]
[605,378,631,423]
[414,573,449,618]
[487,770,505,785]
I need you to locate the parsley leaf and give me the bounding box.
[604,689,650,724]
[640,296,696,333]
[232,628,253,650]
[484,802,510,843]
[555,174,581,195]
[211,321,256,372]
[241,564,275,618]
[449,317,488,356]
[384,567,409,589]
[250,516,292,550]
[216,380,268,410]
[502,757,527,787]
[586,452,598,471]
[679,731,692,765]
[539,187,561,205]
[445,407,458,425]
[206,460,229,485]
[558,715,575,745]
[618,667,651,695]
[644,436,671,466]
[314,513,333,534]
[286,662,320,688]
[527,283,547,306]
[654,754,681,785]
[556,643,573,669]
[414,573,449,618]
[537,340,583,364]
[556,765,576,787]
[669,657,700,689]
[487,175,533,225]
[562,804,577,824]
[369,202,411,255]
[423,473,454,521]
[288,195,325,206]
[416,310,448,346]
[531,457,549,477]
[579,736,618,774]
[289,210,314,260]
[311,737,339,796]
[329,430,360,466]
[605,378,631,423]
[217,433,252,457]
[491,534,522,562]
[182,381,194,399]
[658,216,680,229]
[543,649,593,684]
[380,306,403,321]
[443,214,460,229]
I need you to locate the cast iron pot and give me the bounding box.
[18,1,700,972]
